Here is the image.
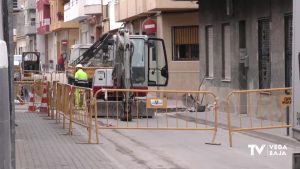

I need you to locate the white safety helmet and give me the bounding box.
[76,64,83,68]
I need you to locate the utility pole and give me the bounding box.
[0,0,14,168]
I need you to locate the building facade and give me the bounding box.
[13,0,37,55]
[45,0,79,71]
[114,0,199,91]
[36,0,51,67]
[198,0,292,109]
[64,0,103,45]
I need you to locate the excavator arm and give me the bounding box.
[71,33,112,66]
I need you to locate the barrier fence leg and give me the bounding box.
[229,130,233,147]
[88,100,92,144]
[94,98,100,144]
[205,98,221,145]
[88,92,94,144]
[227,98,233,147]
[287,106,290,136]
[69,93,74,136]
[69,113,73,136]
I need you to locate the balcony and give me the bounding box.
[24,22,36,35]
[84,0,102,15]
[64,0,87,22]
[50,20,79,32]
[24,0,36,10]
[49,0,79,31]
[115,0,198,22]
[37,18,50,34]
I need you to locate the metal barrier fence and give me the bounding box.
[48,81,57,119]
[54,82,96,143]
[48,71,66,83]
[93,89,220,145]
[14,80,46,107]
[226,88,292,147]
[14,69,66,84]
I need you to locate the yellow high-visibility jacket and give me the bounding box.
[75,69,88,81]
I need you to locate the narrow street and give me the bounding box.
[16,104,297,169]
[0,0,297,168]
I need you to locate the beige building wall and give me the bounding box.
[47,29,79,70]
[158,12,200,91]
[122,12,200,91]
[67,29,79,47]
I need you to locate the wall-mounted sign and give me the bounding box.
[61,40,68,45]
[142,18,157,35]
[281,95,292,106]
[146,98,167,109]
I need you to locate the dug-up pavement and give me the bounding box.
[16,105,300,169]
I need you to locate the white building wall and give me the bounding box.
[36,34,46,64]
[47,32,56,70]
[109,0,122,31]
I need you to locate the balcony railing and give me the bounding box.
[39,18,51,27]
[64,0,87,22]
[71,0,79,6]
[85,0,101,5]
[64,2,70,10]
[84,0,102,15]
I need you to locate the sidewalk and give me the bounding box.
[178,110,300,148]
[16,104,297,169]
[15,108,120,169]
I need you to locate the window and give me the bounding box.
[172,26,199,61]
[205,26,214,77]
[284,15,292,87]
[13,0,18,8]
[222,23,231,80]
[258,18,271,89]
[30,18,36,26]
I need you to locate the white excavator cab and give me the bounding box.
[130,36,169,87]
[92,32,169,99]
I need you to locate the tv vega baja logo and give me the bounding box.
[248,144,287,156]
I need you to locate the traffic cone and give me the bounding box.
[28,88,36,112]
[39,81,48,113]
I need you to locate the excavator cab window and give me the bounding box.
[22,52,40,74]
[131,39,147,86]
[147,38,169,86]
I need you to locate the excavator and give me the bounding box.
[67,28,169,121]
[19,52,42,81]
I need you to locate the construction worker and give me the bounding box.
[74,64,88,107]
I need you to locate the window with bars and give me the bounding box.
[258,18,271,89]
[13,0,18,8]
[172,26,199,61]
[285,15,292,87]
